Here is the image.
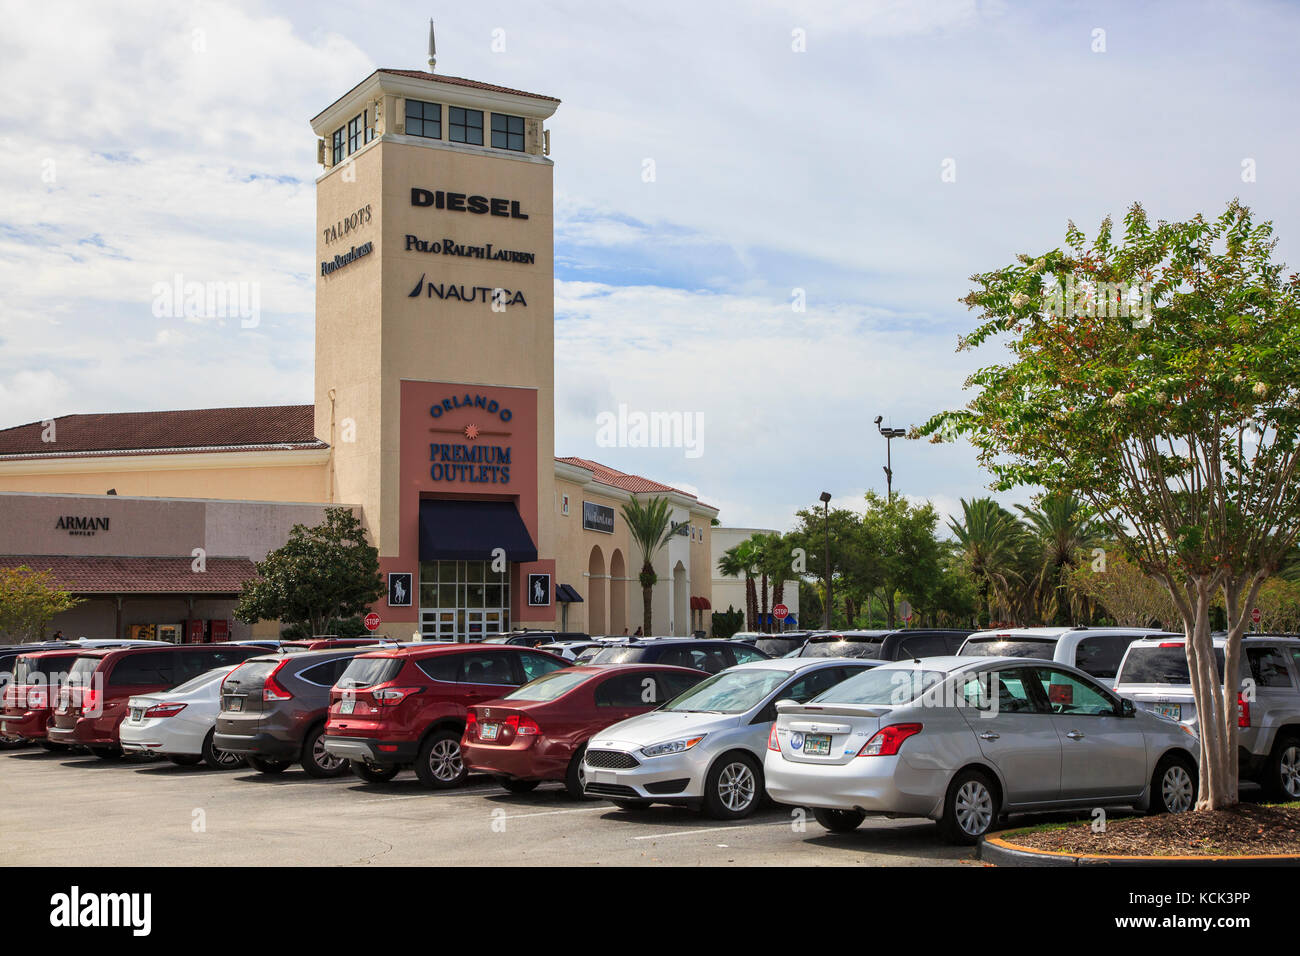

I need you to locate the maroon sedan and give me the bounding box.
[462,664,707,797]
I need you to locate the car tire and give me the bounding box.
[247,755,291,774]
[202,730,244,770]
[938,768,999,845]
[350,760,400,783]
[813,807,867,833]
[611,799,652,811]
[498,776,540,793]
[564,744,591,800]
[1265,735,1300,802]
[414,730,467,789]
[167,753,203,766]
[702,752,762,820]
[1149,752,1197,814]
[38,741,69,753]
[301,725,348,779]
[89,746,122,760]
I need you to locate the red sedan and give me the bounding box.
[462,664,707,797]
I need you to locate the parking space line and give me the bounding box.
[500,806,608,820]
[632,820,792,840]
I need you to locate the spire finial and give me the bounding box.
[427,19,437,72]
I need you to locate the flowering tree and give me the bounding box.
[924,200,1300,809]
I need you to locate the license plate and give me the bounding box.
[130,708,144,721]
[591,770,616,785]
[1154,703,1181,720]
[481,722,499,740]
[227,697,243,712]
[339,699,354,715]
[804,734,831,756]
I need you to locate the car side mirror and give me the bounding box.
[1120,699,1135,718]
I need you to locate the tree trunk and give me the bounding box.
[641,571,654,636]
[744,575,757,631]
[759,571,770,633]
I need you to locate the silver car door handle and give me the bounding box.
[1066,730,1085,740]
[978,732,999,740]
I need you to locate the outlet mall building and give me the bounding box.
[0,67,723,642]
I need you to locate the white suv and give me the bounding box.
[957,627,1179,681]
[1114,635,1300,799]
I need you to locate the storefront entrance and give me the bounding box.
[418,560,511,641]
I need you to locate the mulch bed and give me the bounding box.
[1003,803,1300,857]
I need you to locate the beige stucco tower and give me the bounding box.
[309,68,561,638]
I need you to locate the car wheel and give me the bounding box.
[813,807,866,833]
[89,746,122,760]
[38,741,69,753]
[1150,753,1197,814]
[167,753,203,766]
[611,799,652,811]
[415,730,467,789]
[564,744,591,800]
[301,725,348,778]
[938,768,999,845]
[202,730,244,770]
[350,760,400,783]
[703,752,762,820]
[1266,736,1300,801]
[498,776,540,793]
[247,755,291,774]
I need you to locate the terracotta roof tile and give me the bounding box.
[0,405,325,460]
[556,456,701,499]
[0,556,256,594]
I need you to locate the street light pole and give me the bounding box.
[819,491,832,630]
[874,416,907,500]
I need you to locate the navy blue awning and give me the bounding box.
[556,583,584,603]
[418,499,538,562]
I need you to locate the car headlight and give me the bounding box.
[640,735,706,757]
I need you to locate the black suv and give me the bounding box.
[797,628,972,661]
[586,638,769,674]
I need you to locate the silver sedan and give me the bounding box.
[763,656,1200,844]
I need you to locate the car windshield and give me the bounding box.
[755,637,805,656]
[812,667,947,706]
[503,669,591,702]
[800,637,882,659]
[588,647,646,665]
[336,656,404,689]
[960,637,1056,659]
[661,668,789,714]
[1117,646,1226,684]
[168,667,231,696]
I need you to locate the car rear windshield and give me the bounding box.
[336,656,404,689]
[960,637,1056,659]
[813,667,946,706]
[800,637,882,659]
[661,668,789,714]
[755,638,805,656]
[66,656,104,684]
[170,667,231,696]
[14,655,78,684]
[1117,646,1225,685]
[587,647,647,665]
[503,669,591,702]
[226,660,282,686]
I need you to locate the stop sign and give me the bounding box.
[364,612,381,631]
[900,600,913,623]
[773,603,789,621]
[1252,607,1261,625]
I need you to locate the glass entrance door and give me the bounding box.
[419,560,511,641]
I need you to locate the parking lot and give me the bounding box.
[0,746,977,867]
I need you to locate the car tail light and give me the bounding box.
[465,710,478,734]
[263,661,293,701]
[372,687,419,706]
[82,686,100,714]
[144,702,187,719]
[1238,692,1250,728]
[856,723,923,757]
[505,714,540,736]
[1159,642,1184,648]
[27,687,47,709]
[767,724,780,751]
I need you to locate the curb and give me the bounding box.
[978,833,1300,867]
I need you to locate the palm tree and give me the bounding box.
[718,543,759,632]
[1016,494,1106,625]
[948,497,1027,626]
[761,533,795,630]
[620,496,679,635]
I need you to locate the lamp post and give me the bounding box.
[874,416,907,499]
[819,491,832,629]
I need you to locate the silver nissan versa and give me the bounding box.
[764,656,1200,844]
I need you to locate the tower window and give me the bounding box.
[347,111,367,154]
[491,113,525,151]
[449,107,484,145]
[406,99,441,139]
[331,127,345,164]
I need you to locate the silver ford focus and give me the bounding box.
[582,658,879,819]
[764,656,1200,844]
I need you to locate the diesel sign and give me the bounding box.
[411,188,528,219]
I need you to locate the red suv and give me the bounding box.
[48,644,264,758]
[462,663,707,797]
[1,649,86,750]
[323,643,569,788]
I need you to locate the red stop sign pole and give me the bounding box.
[1251,607,1261,626]
[364,612,381,632]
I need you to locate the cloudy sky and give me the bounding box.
[2,0,1297,532]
